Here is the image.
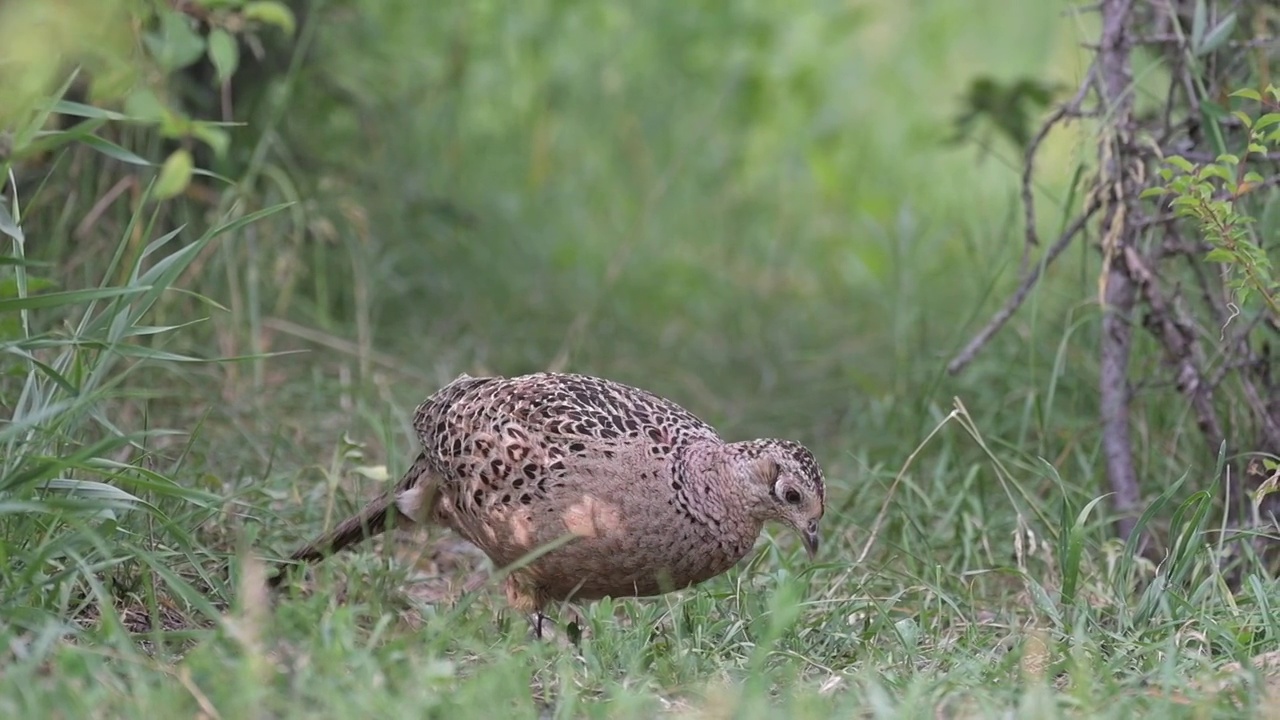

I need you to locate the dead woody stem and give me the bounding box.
[949,0,1280,557]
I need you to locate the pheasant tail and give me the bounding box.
[267,453,432,587]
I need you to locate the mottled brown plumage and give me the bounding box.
[269,372,825,630]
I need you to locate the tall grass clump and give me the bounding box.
[0,0,297,657]
[1,86,288,636]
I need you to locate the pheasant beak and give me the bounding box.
[802,521,820,559]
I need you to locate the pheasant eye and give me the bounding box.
[783,488,802,504]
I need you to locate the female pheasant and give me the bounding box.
[269,372,826,635]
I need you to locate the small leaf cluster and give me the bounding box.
[1143,86,1280,319]
[134,0,298,199]
[1,0,296,202]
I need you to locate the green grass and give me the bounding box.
[3,0,1280,717]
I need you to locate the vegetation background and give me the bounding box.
[2,0,1278,717]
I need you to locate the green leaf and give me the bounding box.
[1205,248,1235,263]
[10,72,78,152]
[1254,113,1280,132]
[1190,0,1207,52]
[207,28,240,84]
[118,225,211,327]
[1195,12,1236,56]
[0,203,24,244]
[154,149,195,200]
[191,122,231,159]
[0,286,149,313]
[84,459,221,508]
[1215,153,1240,165]
[19,118,108,158]
[1201,99,1227,120]
[158,111,194,140]
[1197,164,1232,182]
[38,479,151,512]
[0,256,48,267]
[78,135,154,167]
[1139,187,1168,199]
[1231,110,1253,129]
[1202,102,1229,156]
[1061,494,1110,606]
[50,100,128,121]
[1166,155,1195,173]
[1167,491,1213,586]
[88,62,140,105]
[206,202,295,240]
[21,353,81,396]
[1230,88,1262,101]
[123,88,168,122]
[243,1,297,35]
[0,276,56,298]
[146,10,207,73]
[1114,471,1192,597]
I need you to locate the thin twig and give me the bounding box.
[1176,150,1280,163]
[74,176,135,240]
[1178,235,1229,328]
[857,408,961,565]
[1021,65,1096,251]
[1126,245,1227,451]
[1128,34,1278,49]
[946,203,1100,375]
[260,316,432,382]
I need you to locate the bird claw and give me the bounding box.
[529,611,552,641]
[527,611,586,649]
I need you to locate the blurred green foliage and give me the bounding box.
[948,76,1063,151]
[1146,86,1280,319]
[265,0,1087,441]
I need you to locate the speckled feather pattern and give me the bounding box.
[272,372,826,615]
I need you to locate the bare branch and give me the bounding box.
[1175,151,1280,163]
[946,50,1106,376]
[1100,254,1141,541]
[1096,0,1140,542]
[1126,245,1227,451]
[946,203,1100,375]
[1128,33,1278,49]
[1100,258,1141,542]
[967,0,1279,553]
[1179,237,1230,327]
[1021,66,1096,250]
